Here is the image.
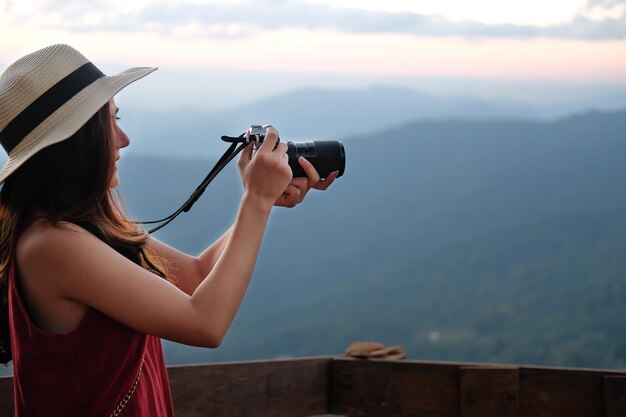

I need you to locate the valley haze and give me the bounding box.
[110,84,626,159]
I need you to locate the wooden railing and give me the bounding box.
[2,356,626,416]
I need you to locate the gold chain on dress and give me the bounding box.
[110,353,146,417]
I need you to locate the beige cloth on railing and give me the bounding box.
[345,342,406,360]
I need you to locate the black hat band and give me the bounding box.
[0,62,105,154]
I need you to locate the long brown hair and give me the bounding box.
[0,102,167,364]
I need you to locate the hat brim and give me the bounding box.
[0,66,156,185]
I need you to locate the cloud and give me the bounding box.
[586,0,623,6]
[6,0,626,40]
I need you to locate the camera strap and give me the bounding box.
[137,133,249,234]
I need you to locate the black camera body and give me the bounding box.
[246,124,345,179]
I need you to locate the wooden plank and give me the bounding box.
[605,376,626,417]
[460,366,519,417]
[3,357,626,417]
[330,358,460,417]
[168,357,331,417]
[519,367,609,417]
[0,375,14,417]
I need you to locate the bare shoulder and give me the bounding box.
[15,219,109,333]
[15,218,109,297]
[17,218,95,266]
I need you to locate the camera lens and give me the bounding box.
[287,141,345,179]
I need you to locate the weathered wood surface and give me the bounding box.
[331,358,460,417]
[460,366,519,417]
[519,366,611,417]
[1,356,626,417]
[330,358,626,417]
[168,357,331,417]
[605,376,626,417]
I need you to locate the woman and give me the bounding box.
[0,44,336,416]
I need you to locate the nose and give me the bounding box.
[115,127,130,150]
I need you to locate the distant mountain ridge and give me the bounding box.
[0,86,623,168]
[120,86,570,159]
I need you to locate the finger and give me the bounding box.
[298,157,321,187]
[289,177,308,192]
[239,143,254,165]
[258,127,279,154]
[237,145,253,174]
[285,184,302,201]
[313,170,338,190]
[275,141,288,157]
[289,178,309,202]
[275,185,301,207]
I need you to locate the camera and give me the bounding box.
[246,124,345,179]
[144,124,344,233]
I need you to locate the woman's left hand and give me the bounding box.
[274,157,338,208]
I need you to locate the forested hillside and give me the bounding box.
[113,109,626,369]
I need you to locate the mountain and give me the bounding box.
[119,86,544,159]
[215,206,626,369]
[112,108,626,369]
[1,86,624,166]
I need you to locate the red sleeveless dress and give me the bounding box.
[8,253,175,416]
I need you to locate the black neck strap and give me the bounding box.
[0,62,105,154]
[138,137,249,234]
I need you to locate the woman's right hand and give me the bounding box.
[237,127,293,209]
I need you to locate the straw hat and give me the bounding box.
[0,44,156,184]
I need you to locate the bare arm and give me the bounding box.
[18,128,292,348]
[147,226,233,295]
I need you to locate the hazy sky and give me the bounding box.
[1,0,625,110]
